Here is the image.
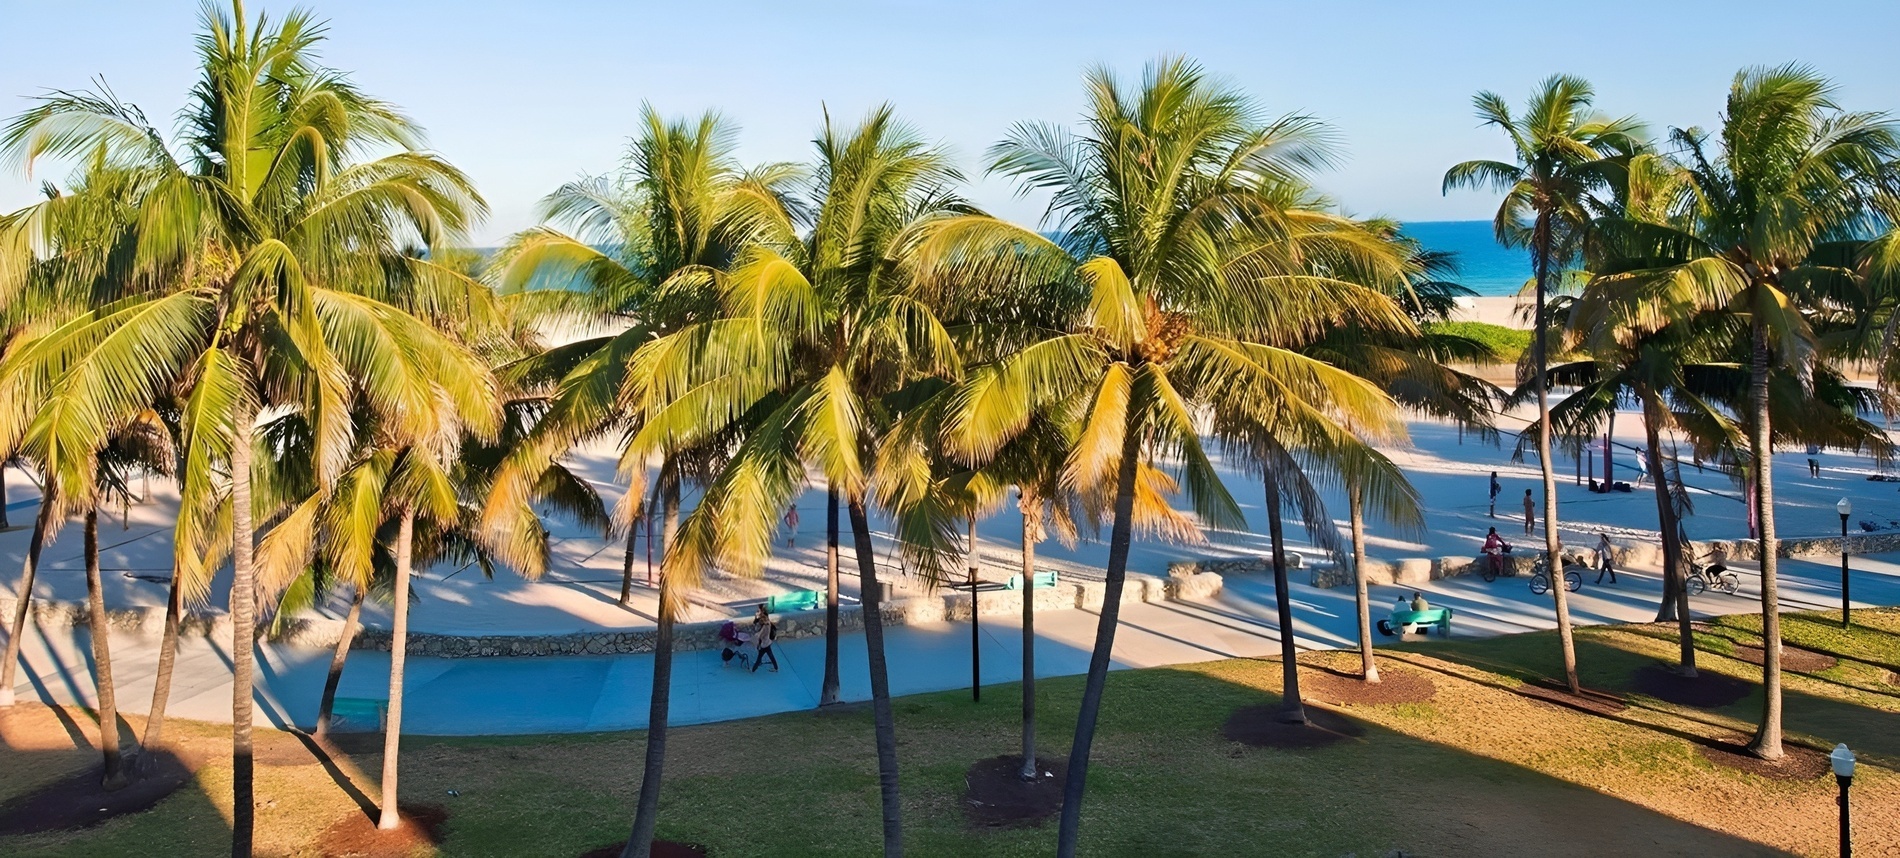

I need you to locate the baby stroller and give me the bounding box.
[718,620,751,668]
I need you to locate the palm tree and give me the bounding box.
[1444,75,1642,694]
[482,109,792,858]
[1,4,491,850]
[906,59,1419,856]
[1578,65,1898,759]
[0,163,146,709]
[615,105,969,857]
[1308,232,1497,683]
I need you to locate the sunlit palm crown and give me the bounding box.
[894,58,1425,548]
[1581,65,1900,374]
[1443,74,1645,270]
[0,0,498,601]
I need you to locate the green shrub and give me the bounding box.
[1423,320,1532,364]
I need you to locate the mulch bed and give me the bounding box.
[578,841,710,858]
[1512,679,1628,716]
[1299,666,1437,707]
[1221,705,1365,749]
[0,749,197,834]
[1728,644,1839,673]
[1629,666,1754,708]
[317,804,449,858]
[962,754,1065,829]
[1694,739,1831,781]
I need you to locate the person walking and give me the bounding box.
[1806,443,1821,477]
[784,505,800,549]
[1593,532,1618,584]
[1488,471,1501,518]
[750,604,780,673]
[1522,489,1536,535]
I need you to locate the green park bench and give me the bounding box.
[765,589,825,612]
[1376,607,1453,637]
[1005,570,1060,590]
[330,697,387,732]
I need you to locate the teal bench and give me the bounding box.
[1377,607,1452,637]
[329,697,387,732]
[765,589,824,612]
[1005,570,1060,590]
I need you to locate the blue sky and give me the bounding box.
[3,0,1897,245]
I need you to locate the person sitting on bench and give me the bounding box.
[1409,591,1430,612]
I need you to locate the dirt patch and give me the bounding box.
[0,750,197,834]
[253,731,384,767]
[317,803,449,858]
[1729,644,1839,673]
[1513,679,1628,716]
[1630,666,1754,708]
[961,754,1065,829]
[1300,666,1437,707]
[578,841,711,858]
[1695,739,1831,781]
[1221,705,1365,749]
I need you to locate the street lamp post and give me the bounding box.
[1837,498,1852,629]
[1832,743,1856,857]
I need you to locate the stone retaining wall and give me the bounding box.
[1286,531,1900,590]
[0,570,1224,660]
[348,570,1223,658]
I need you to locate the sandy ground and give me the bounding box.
[5,399,1898,637]
[1448,294,1533,327]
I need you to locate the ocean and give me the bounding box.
[1400,220,1532,297]
[487,219,1535,298]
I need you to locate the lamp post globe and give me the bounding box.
[1832,743,1855,858]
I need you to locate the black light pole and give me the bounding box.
[1831,744,1855,858]
[1837,497,1852,629]
[969,557,981,703]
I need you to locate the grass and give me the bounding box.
[4,608,1898,857]
[1423,320,1532,364]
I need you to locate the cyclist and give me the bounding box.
[1482,527,1510,577]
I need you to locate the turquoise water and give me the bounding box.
[1400,220,1532,297]
[489,219,1534,297]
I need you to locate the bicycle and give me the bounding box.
[1479,546,1515,582]
[1528,556,1583,595]
[1686,560,1740,595]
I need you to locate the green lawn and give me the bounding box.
[4,608,1897,857]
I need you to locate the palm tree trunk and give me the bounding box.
[378,507,417,830]
[140,566,184,752]
[1349,481,1378,683]
[1641,400,1696,679]
[820,484,841,706]
[846,497,903,857]
[0,459,9,529]
[661,477,681,561]
[1744,313,1783,761]
[1018,493,1039,781]
[230,396,259,858]
[618,508,641,607]
[1264,473,1306,724]
[0,491,54,708]
[1054,424,1143,858]
[315,587,366,737]
[1532,215,1581,695]
[84,506,128,789]
[620,537,676,858]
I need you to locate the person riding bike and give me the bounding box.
[1482,527,1510,577]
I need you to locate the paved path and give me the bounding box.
[8,549,1898,735]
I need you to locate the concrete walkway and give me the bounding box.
[8,549,1898,736]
